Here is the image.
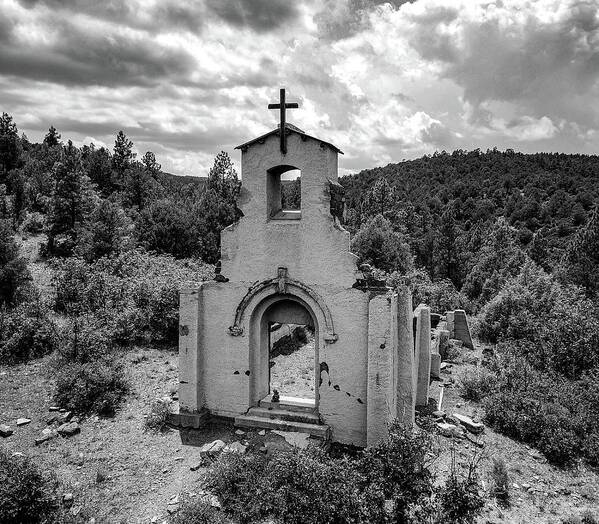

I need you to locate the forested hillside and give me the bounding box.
[340,149,599,303]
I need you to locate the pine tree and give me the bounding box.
[0,113,19,182]
[142,151,161,177]
[43,126,61,147]
[46,141,97,256]
[112,131,134,189]
[362,178,400,223]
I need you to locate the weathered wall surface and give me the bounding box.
[221,133,359,287]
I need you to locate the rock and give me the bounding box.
[60,411,73,422]
[258,430,266,436]
[151,517,159,524]
[436,422,464,438]
[168,494,179,505]
[224,441,247,454]
[0,424,13,437]
[16,418,31,426]
[70,505,82,517]
[432,410,445,418]
[235,429,245,435]
[272,430,311,449]
[46,414,60,425]
[62,493,74,508]
[199,439,226,459]
[48,406,60,412]
[452,413,484,434]
[166,505,178,515]
[57,422,80,437]
[190,462,204,471]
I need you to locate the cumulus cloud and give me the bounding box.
[1,0,599,177]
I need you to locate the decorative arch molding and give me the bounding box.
[228,268,338,343]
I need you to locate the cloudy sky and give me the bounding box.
[1,0,599,177]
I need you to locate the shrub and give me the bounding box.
[351,214,414,273]
[54,359,130,416]
[21,211,46,234]
[403,268,470,313]
[459,366,498,402]
[0,219,30,306]
[357,421,436,521]
[53,316,130,416]
[0,296,58,363]
[438,449,485,524]
[52,250,213,345]
[483,351,599,466]
[0,447,60,523]
[490,458,509,504]
[205,448,385,524]
[171,498,232,524]
[145,397,173,431]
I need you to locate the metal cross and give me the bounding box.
[268,88,298,154]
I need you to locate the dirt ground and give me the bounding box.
[269,337,315,399]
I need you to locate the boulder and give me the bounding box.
[452,413,484,434]
[224,441,247,454]
[16,418,31,426]
[57,422,80,437]
[199,439,226,459]
[0,424,13,437]
[436,422,464,438]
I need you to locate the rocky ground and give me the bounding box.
[269,336,315,399]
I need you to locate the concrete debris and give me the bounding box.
[199,439,226,459]
[452,413,484,434]
[16,418,31,426]
[436,422,465,438]
[57,422,80,437]
[224,441,247,454]
[0,424,13,437]
[272,430,311,449]
[35,429,58,446]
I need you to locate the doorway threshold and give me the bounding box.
[260,394,315,413]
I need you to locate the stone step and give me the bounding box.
[248,406,320,425]
[259,395,316,413]
[234,415,330,439]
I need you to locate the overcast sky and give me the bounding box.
[1,0,599,177]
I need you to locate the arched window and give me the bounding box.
[267,165,301,220]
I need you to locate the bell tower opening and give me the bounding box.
[267,165,301,220]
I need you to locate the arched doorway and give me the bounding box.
[249,294,319,411]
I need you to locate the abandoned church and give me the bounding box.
[174,90,472,447]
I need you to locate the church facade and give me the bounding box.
[177,106,418,447]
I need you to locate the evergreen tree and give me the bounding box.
[123,162,162,211]
[76,199,132,262]
[0,113,20,183]
[46,141,97,256]
[112,131,134,189]
[142,151,161,177]
[0,219,30,305]
[351,214,413,273]
[82,144,113,195]
[561,204,599,296]
[207,151,241,203]
[43,126,61,147]
[362,178,400,223]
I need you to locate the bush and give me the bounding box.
[490,458,509,504]
[145,397,173,431]
[459,366,498,402]
[21,211,46,234]
[54,359,130,416]
[403,268,470,313]
[0,219,30,306]
[171,498,232,524]
[478,261,599,378]
[0,296,58,363]
[438,449,485,524]
[52,250,213,344]
[357,421,435,521]
[52,316,130,416]
[0,447,60,523]
[483,351,599,466]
